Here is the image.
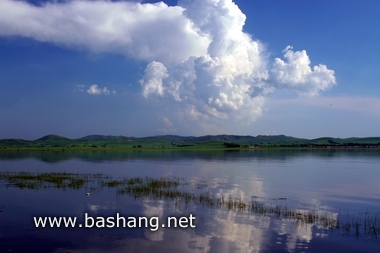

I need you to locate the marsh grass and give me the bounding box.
[337,212,380,239]
[113,178,339,228]
[1,171,379,236]
[0,171,92,189]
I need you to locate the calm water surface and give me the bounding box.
[1,149,380,252]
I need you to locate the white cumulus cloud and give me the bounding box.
[87,84,113,95]
[0,0,337,133]
[271,46,336,96]
[0,0,209,65]
[138,0,272,122]
[140,61,169,98]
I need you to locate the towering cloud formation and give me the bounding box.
[0,0,336,132]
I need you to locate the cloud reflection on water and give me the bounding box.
[1,150,380,252]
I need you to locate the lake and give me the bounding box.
[1,149,380,252]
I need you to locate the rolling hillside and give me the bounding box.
[1,134,379,149]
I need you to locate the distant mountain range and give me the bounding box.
[1,134,380,149]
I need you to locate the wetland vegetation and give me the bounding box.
[1,171,379,238]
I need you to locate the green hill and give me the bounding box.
[36,135,72,142]
[0,134,379,150]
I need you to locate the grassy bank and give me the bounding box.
[1,134,380,151]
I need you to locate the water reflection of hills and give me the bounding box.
[0,149,379,163]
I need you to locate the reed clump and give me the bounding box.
[0,171,90,189]
[116,177,183,200]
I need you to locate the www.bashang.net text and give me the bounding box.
[33,213,196,231]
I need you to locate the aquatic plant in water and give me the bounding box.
[0,171,93,189]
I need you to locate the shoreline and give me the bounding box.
[1,146,380,152]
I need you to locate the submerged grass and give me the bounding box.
[337,212,380,239]
[1,171,379,237]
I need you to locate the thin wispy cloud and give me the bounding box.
[0,0,336,133]
[75,84,85,93]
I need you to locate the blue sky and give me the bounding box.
[0,0,379,139]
